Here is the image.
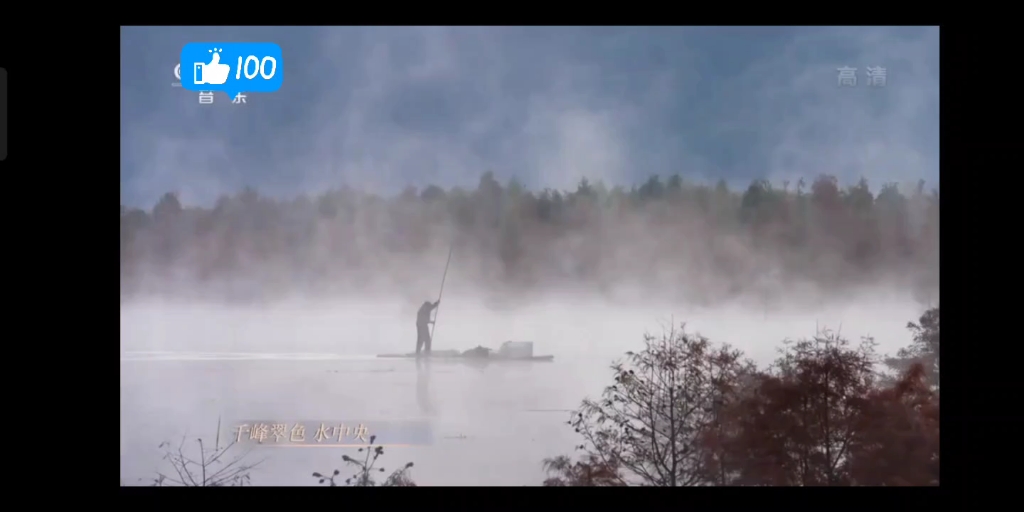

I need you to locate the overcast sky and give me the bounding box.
[120,26,939,208]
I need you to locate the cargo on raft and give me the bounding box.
[377,341,554,362]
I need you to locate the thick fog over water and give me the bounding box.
[120,292,926,485]
[120,294,923,362]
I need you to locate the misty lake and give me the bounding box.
[120,295,922,485]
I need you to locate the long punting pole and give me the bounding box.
[430,245,453,341]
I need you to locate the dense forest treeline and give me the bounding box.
[120,173,939,303]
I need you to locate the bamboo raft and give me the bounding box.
[377,341,554,362]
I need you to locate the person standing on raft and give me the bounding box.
[416,300,440,357]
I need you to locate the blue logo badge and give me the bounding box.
[179,42,283,100]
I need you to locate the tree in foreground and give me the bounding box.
[143,422,416,487]
[546,313,940,486]
[725,332,879,485]
[148,419,263,487]
[847,362,940,485]
[542,454,624,487]
[544,325,753,486]
[313,435,416,487]
[885,306,940,391]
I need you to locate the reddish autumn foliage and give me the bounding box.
[847,363,939,486]
[724,334,879,486]
[541,454,626,487]
[551,307,940,486]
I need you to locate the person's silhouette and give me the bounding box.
[415,300,440,357]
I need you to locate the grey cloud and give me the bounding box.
[121,26,938,208]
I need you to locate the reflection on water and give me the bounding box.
[416,358,435,415]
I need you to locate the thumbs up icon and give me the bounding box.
[193,48,231,85]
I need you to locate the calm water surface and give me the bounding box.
[120,352,611,486]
